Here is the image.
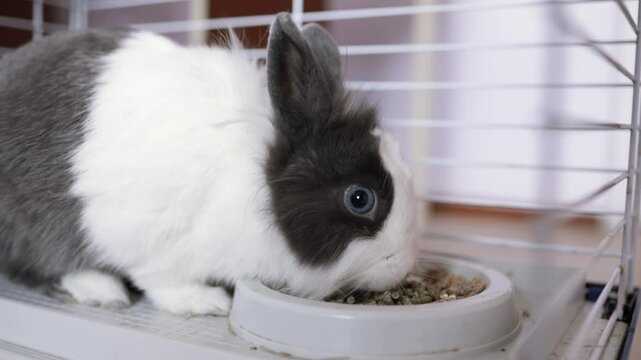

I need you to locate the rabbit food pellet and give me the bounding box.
[327,267,486,305]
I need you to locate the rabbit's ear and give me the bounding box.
[267,13,339,139]
[301,23,342,88]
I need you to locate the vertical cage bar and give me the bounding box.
[32,0,44,39]
[292,0,304,27]
[533,0,564,286]
[78,0,89,29]
[68,0,77,30]
[622,0,641,296]
[68,0,89,30]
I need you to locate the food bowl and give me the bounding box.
[229,255,520,359]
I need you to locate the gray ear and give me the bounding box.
[267,13,340,139]
[301,23,342,86]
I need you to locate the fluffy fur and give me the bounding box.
[58,270,130,307]
[266,21,396,265]
[0,30,128,284]
[0,14,417,315]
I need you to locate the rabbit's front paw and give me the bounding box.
[57,271,131,308]
[146,284,231,316]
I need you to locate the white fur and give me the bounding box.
[71,31,417,314]
[59,271,130,307]
[145,284,231,316]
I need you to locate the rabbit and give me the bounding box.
[0,13,417,316]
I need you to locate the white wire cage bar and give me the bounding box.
[0,15,64,33]
[119,0,636,34]
[241,39,640,62]
[384,118,633,130]
[0,0,639,358]
[31,0,44,40]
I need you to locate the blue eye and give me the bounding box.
[344,185,377,218]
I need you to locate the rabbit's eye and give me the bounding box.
[344,185,377,219]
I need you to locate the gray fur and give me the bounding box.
[301,24,342,86]
[266,14,393,265]
[0,30,128,284]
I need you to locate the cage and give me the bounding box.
[0,0,640,359]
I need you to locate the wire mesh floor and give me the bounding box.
[0,274,273,359]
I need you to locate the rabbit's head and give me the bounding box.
[265,14,418,299]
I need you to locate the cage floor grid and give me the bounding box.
[0,258,624,359]
[0,275,273,360]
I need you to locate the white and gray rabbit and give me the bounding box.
[0,13,417,315]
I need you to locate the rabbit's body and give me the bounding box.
[0,16,417,315]
[72,31,293,312]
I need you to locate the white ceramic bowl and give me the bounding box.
[229,255,520,359]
